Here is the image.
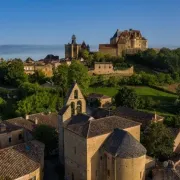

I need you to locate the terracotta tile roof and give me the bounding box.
[66,114,140,138]
[27,112,58,130]
[6,117,35,132]
[103,128,146,158]
[0,140,44,179]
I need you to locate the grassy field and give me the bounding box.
[87,86,177,116]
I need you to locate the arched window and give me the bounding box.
[74,90,78,99]
[77,100,82,114]
[71,102,75,116]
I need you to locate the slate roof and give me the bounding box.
[66,114,140,138]
[0,140,44,179]
[103,128,147,158]
[92,106,164,128]
[169,128,180,138]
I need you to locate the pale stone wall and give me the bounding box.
[66,83,86,114]
[87,133,111,180]
[99,47,117,56]
[65,44,81,59]
[0,129,24,149]
[174,132,180,153]
[58,106,72,165]
[100,98,112,108]
[125,125,141,141]
[116,155,146,180]
[89,65,134,76]
[15,167,41,180]
[64,129,87,180]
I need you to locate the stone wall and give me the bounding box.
[0,129,24,149]
[64,129,87,180]
[116,155,146,180]
[89,66,134,76]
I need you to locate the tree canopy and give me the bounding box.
[33,124,58,156]
[114,86,140,109]
[142,122,174,161]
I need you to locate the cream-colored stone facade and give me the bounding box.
[99,29,148,57]
[58,83,155,180]
[24,63,53,77]
[89,62,134,76]
[0,128,24,149]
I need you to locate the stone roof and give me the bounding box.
[103,128,146,158]
[0,120,22,134]
[6,117,35,132]
[27,112,58,130]
[66,114,140,138]
[0,140,44,179]
[92,106,164,128]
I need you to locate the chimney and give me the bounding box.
[25,114,29,120]
[35,118,38,125]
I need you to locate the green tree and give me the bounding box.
[28,70,47,84]
[53,64,69,91]
[0,61,8,84]
[79,49,89,60]
[142,122,174,160]
[68,60,90,93]
[33,124,58,155]
[114,86,139,109]
[5,59,27,86]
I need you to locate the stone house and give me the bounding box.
[99,29,148,57]
[89,62,134,76]
[58,82,155,180]
[87,93,112,108]
[0,121,44,180]
[0,140,44,180]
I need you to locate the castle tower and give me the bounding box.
[65,35,81,59]
[58,82,86,165]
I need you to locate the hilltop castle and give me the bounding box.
[58,82,155,180]
[65,35,90,59]
[99,29,148,57]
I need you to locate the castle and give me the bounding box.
[99,29,148,57]
[58,82,155,180]
[65,35,90,59]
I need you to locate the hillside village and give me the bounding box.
[1,29,180,180]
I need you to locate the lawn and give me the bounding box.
[87,86,178,116]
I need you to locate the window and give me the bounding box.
[9,137,11,143]
[72,173,74,180]
[71,102,75,116]
[74,90,78,99]
[96,170,98,177]
[100,156,102,160]
[107,170,110,176]
[140,172,142,178]
[19,134,23,140]
[99,66,101,69]
[77,100,82,114]
[74,147,76,154]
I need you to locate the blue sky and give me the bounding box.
[0,0,179,47]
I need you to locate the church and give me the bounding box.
[58,82,155,180]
